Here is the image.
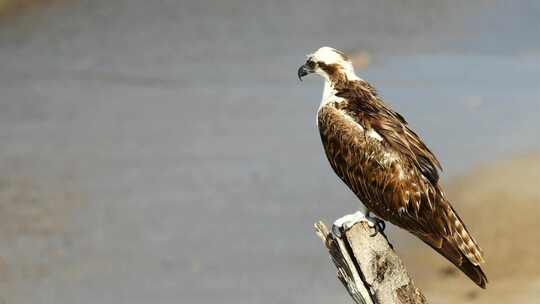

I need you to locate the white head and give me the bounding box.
[298,46,358,82]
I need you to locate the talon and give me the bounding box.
[368,216,386,237]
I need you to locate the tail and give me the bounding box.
[447,205,485,266]
[417,206,488,288]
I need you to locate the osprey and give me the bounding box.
[298,47,487,288]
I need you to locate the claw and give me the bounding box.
[369,220,385,237]
[367,214,386,237]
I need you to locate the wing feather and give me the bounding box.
[337,86,442,185]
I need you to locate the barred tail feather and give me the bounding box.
[455,253,488,289]
[415,201,488,288]
[417,233,488,289]
[446,206,485,265]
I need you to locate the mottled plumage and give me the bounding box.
[299,47,487,288]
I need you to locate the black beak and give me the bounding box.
[297,64,310,81]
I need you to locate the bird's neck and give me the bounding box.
[328,67,360,89]
[320,79,342,110]
[321,66,361,98]
[319,71,372,111]
[322,80,334,101]
[340,66,361,82]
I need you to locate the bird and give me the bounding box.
[298,46,487,288]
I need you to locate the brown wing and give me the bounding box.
[318,102,487,288]
[337,83,442,185]
[371,105,442,185]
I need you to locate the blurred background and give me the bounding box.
[0,0,538,303]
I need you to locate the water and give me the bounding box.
[0,0,538,303]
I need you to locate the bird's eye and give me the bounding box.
[306,60,316,69]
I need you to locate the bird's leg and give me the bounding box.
[366,211,386,237]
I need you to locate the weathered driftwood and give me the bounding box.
[315,213,427,304]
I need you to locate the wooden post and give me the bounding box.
[315,213,427,304]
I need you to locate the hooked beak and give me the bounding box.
[297,64,311,81]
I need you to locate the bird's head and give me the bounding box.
[298,46,357,83]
